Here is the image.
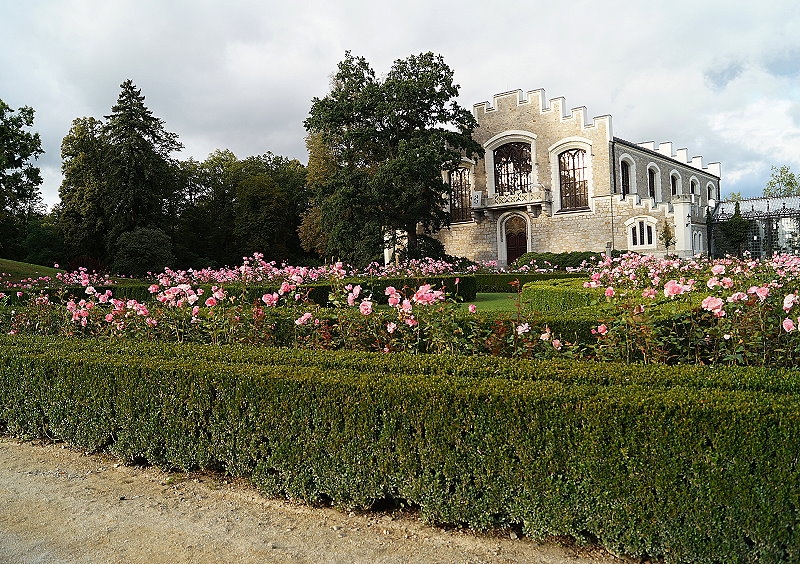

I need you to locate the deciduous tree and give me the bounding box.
[763,165,800,197]
[305,52,482,265]
[0,98,44,259]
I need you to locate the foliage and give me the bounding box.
[0,98,45,260]
[659,221,676,250]
[171,150,309,268]
[763,164,800,197]
[512,251,600,270]
[58,81,183,264]
[111,227,174,276]
[2,335,800,564]
[718,201,750,256]
[23,212,66,267]
[304,51,482,265]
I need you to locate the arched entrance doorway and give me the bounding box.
[505,215,528,265]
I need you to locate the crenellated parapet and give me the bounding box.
[473,89,613,142]
[638,140,721,178]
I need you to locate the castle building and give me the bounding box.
[436,89,722,265]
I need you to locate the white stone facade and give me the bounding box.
[436,89,721,265]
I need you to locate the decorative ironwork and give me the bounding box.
[494,142,531,196]
[559,149,588,209]
[494,191,538,205]
[448,168,472,223]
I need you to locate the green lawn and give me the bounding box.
[0,259,62,284]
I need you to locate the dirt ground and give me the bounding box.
[0,436,639,564]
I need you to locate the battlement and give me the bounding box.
[473,88,613,139]
[637,141,722,178]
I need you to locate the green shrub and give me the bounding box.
[474,272,584,293]
[1,335,799,563]
[522,278,602,313]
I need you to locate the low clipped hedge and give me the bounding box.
[474,272,585,293]
[1,335,798,563]
[522,278,602,313]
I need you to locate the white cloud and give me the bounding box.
[3,0,800,208]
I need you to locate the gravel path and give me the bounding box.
[0,437,636,564]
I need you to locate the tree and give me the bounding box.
[58,117,109,261]
[111,227,174,276]
[0,98,44,259]
[58,80,182,266]
[298,132,337,258]
[171,150,309,268]
[659,221,676,250]
[103,80,183,244]
[304,52,482,265]
[720,201,750,256]
[763,165,800,197]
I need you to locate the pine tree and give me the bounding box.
[103,80,183,243]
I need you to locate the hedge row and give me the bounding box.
[1,335,798,563]
[522,278,601,313]
[34,275,478,306]
[474,272,584,293]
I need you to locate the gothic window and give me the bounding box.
[621,160,630,197]
[627,217,656,249]
[448,167,472,223]
[493,142,531,195]
[671,174,679,196]
[690,179,697,195]
[559,149,588,210]
[648,168,656,199]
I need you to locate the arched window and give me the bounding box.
[448,167,472,223]
[493,142,531,196]
[626,216,657,249]
[690,179,697,195]
[647,165,660,200]
[559,149,588,210]
[671,174,680,196]
[621,160,630,197]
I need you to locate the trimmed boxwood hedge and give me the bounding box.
[0,335,798,563]
[474,272,585,293]
[521,278,602,313]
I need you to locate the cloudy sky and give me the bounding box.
[2,0,800,209]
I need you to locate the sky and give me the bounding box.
[2,0,800,210]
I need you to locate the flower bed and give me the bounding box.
[5,251,800,366]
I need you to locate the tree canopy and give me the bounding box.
[763,165,800,197]
[304,51,482,265]
[0,98,44,258]
[58,80,183,265]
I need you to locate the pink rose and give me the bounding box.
[783,318,796,332]
[468,304,477,313]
